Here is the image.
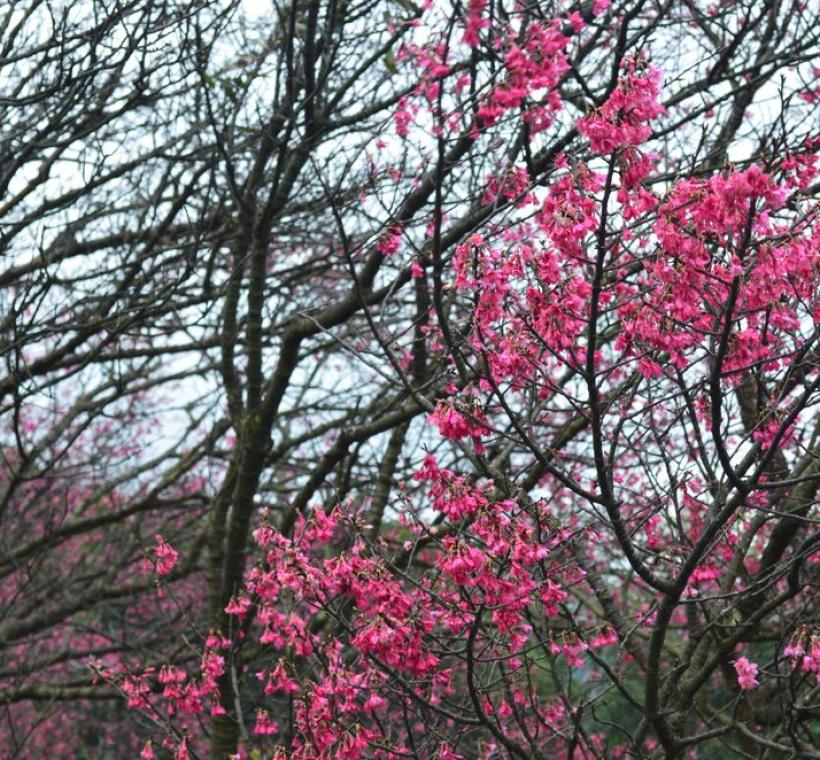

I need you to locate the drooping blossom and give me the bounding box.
[152,535,178,575]
[734,657,759,690]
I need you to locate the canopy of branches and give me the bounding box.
[1,0,819,758]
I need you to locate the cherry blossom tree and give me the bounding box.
[2,0,820,758]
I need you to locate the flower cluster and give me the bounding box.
[734,657,759,690]
[152,534,179,576]
[577,59,666,154]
